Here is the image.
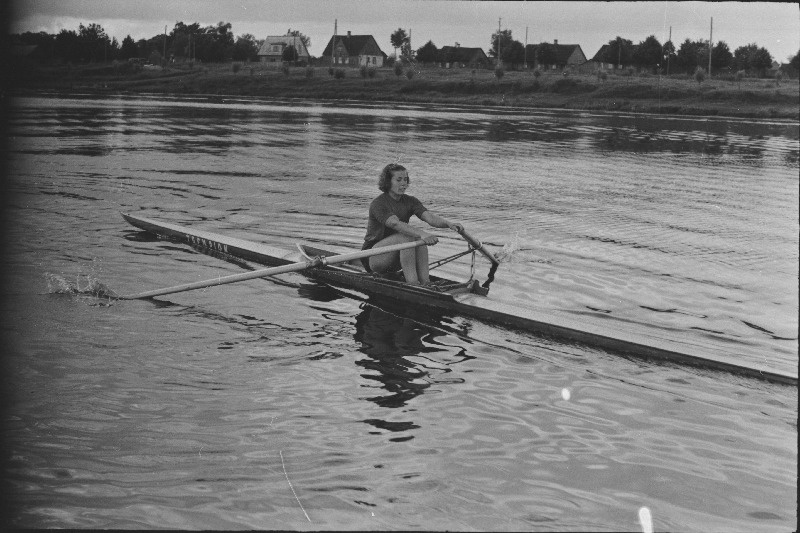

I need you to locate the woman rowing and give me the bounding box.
[362,163,463,285]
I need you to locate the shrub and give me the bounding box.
[597,70,608,82]
[328,66,334,77]
[232,62,241,74]
[693,66,706,85]
[334,68,346,79]
[494,66,505,80]
[394,63,403,77]
[360,65,368,78]
[282,63,290,76]
[405,69,415,80]
[367,67,376,79]
[305,67,315,78]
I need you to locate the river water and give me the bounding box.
[2,94,797,530]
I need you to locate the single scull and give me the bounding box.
[121,213,797,385]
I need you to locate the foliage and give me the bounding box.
[632,35,662,72]
[416,40,438,63]
[405,69,415,80]
[281,63,290,76]
[394,63,403,77]
[334,68,346,79]
[710,41,734,73]
[390,28,409,57]
[502,40,526,69]
[603,37,634,68]
[676,38,708,74]
[231,62,241,74]
[734,43,773,76]
[489,29,513,59]
[305,67,315,78]
[282,45,298,63]
[119,35,138,59]
[494,66,505,80]
[233,34,259,62]
[360,65,368,78]
[694,66,706,84]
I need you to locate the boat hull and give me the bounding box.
[121,213,797,385]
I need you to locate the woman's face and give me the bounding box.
[388,170,409,196]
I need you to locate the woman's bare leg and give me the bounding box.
[368,233,425,284]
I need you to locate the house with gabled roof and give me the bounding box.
[589,44,615,70]
[257,32,311,64]
[321,31,386,67]
[525,40,587,71]
[438,45,489,69]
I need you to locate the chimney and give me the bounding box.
[347,31,351,37]
[554,39,558,45]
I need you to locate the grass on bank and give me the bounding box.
[12,60,800,119]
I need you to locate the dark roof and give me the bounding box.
[321,34,382,57]
[439,46,487,62]
[590,44,610,62]
[525,43,584,64]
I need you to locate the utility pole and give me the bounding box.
[667,26,671,75]
[524,26,528,69]
[163,25,167,69]
[332,19,337,65]
[708,17,713,75]
[497,18,502,66]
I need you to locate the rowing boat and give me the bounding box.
[121,212,797,385]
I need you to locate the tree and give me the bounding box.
[535,42,557,68]
[287,30,311,51]
[54,28,81,63]
[282,45,298,62]
[710,41,733,74]
[734,43,773,77]
[789,49,800,76]
[632,35,662,72]
[662,40,676,74]
[416,40,438,64]
[489,29,513,60]
[120,35,138,59]
[603,36,634,68]
[676,39,707,74]
[502,40,526,69]
[390,28,408,58]
[233,33,259,62]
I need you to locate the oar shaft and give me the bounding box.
[458,228,499,265]
[121,239,426,300]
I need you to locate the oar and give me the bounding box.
[456,227,499,266]
[120,240,426,300]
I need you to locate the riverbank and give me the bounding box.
[11,61,800,120]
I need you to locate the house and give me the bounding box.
[438,45,488,69]
[320,31,386,67]
[257,32,311,64]
[588,44,615,70]
[525,40,588,71]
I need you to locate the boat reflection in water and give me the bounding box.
[353,299,474,441]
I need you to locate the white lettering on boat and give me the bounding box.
[185,234,228,253]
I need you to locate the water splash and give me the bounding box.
[494,232,553,265]
[44,259,119,305]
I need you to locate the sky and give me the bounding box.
[9,0,800,62]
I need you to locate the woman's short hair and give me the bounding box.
[378,163,408,192]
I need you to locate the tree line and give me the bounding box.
[401,27,797,77]
[10,20,799,78]
[9,21,277,65]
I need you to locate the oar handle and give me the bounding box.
[457,228,499,265]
